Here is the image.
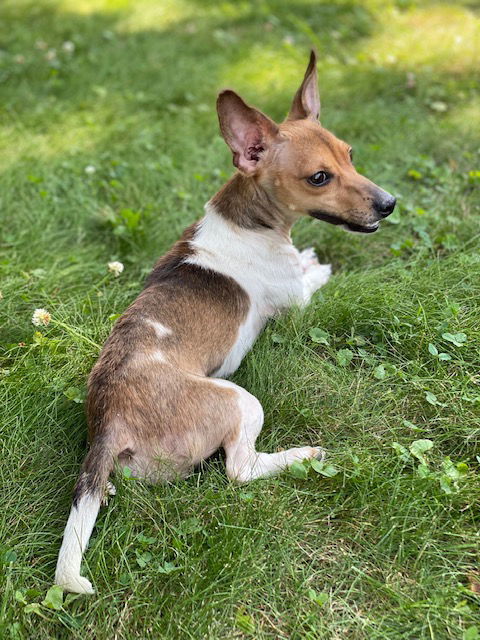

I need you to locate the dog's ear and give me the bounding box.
[286,50,320,121]
[217,90,279,175]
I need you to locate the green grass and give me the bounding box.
[1,0,480,637]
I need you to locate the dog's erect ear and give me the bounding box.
[217,90,279,175]
[286,50,320,121]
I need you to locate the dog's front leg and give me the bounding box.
[299,247,331,304]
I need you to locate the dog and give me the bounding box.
[54,51,395,594]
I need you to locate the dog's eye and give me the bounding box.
[307,171,330,187]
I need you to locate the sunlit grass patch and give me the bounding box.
[363,4,480,72]
[218,45,303,99]
[446,99,480,136]
[58,0,143,16]
[114,0,193,32]
[0,106,122,170]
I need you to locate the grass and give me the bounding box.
[0,0,479,637]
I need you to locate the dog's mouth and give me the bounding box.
[309,211,379,234]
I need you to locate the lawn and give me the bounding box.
[0,0,479,637]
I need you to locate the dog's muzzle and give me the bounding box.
[308,211,380,234]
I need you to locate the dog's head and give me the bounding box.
[217,51,395,233]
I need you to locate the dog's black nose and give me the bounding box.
[374,195,396,218]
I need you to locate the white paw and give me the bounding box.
[102,481,116,505]
[285,446,326,464]
[313,263,332,285]
[303,263,332,291]
[300,247,319,272]
[55,573,95,595]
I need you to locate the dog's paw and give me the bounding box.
[106,481,116,496]
[55,573,95,595]
[102,481,116,506]
[299,247,319,272]
[305,263,332,288]
[285,445,326,464]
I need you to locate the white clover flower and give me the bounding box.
[35,40,48,50]
[14,54,26,64]
[108,261,124,277]
[45,49,57,61]
[62,41,75,53]
[32,308,51,326]
[84,165,96,175]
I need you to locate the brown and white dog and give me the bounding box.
[55,51,395,594]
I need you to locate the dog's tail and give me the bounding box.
[55,434,116,594]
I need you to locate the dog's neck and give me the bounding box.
[208,172,295,239]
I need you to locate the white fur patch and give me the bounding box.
[146,319,172,339]
[130,349,167,367]
[151,350,167,363]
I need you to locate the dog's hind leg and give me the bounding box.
[216,380,324,483]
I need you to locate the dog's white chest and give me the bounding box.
[187,208,304,378]
[216,246,303,377]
